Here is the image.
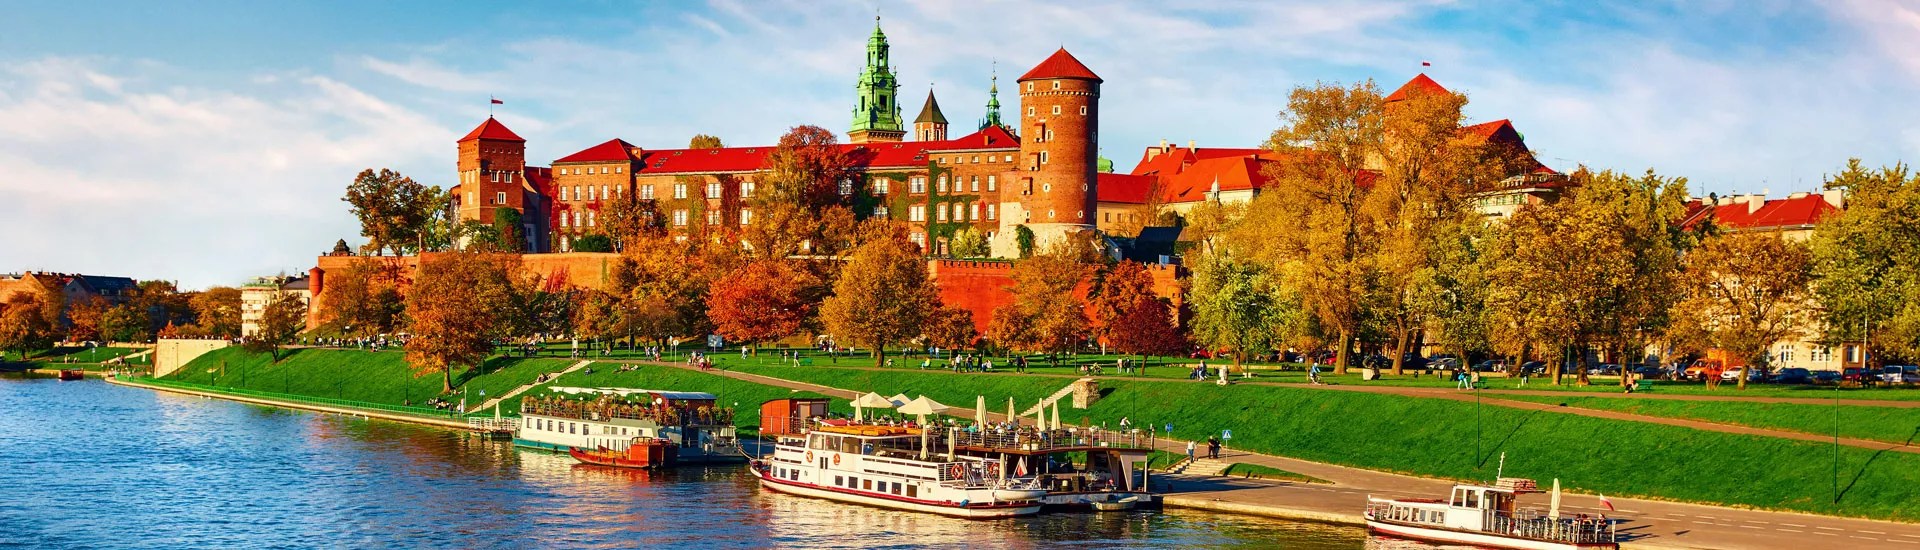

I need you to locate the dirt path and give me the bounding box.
[471,359,593,413]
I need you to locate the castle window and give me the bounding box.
[937,175,948,193]
[874,206,889,218]
[1052,81,1061,90]
[971,203,980,220]
[909,232,925,248]
[1048,210,1055,220]
[1026,82,1034,92]
[1027,107,1035,116]
[910,176,926,193]
[1080,106,1088,115]
[970,176,979,192]
[986,204,996,220]
[641,185,655,200]
[909,205,925,222]
[560,187,570,201]
[491,172,500,183]
[987,175,997,191]
[673,210,688,226]
[1052,106,1061,115]
[586,187,595,201]
[674,184,688,199]
[706,183,722,198]
[560,213,569,227]
[574,212,582,228]
[588,167,596,175]
[507,172,514,183]
[467,191,474,205]
[741,181,755,198]
[601,185,609,200]
[1045,130,1054,141]
[707,210,721,225]
[937,204,948,222]
[588,212,596,227]
[1040,151,1049,164]
[1077,210,1084,220]
[617,166,624,174]
[1043,183,1052,193]
[839,179,853,195]
[971,156,979,163]
[496,192,507,204]
[874,178,890,195]
[741,210,753,225]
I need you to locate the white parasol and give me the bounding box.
[1549,478,1562,519]
[1007,397,1017,426]
[898,396,951,460]
[1051,401,1061,429]
[889,393,912,407]
[976,395,987,425]
[852,392,896,420]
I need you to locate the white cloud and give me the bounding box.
[0,57,451,288]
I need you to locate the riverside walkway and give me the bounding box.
[648,360,1920,550]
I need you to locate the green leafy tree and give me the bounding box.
[1014,225,1036,259]
[948,227,990,258]
[317,261,405,338]
[1810,160,1920,361]
[342,168,440,255]
[1674,232,1814,389]
[571,234,614,252]
[100,303,150,343]
[820,236,938,366]
[490,207,525,253]
[190,286,243,338]
[1189,252,1278,366]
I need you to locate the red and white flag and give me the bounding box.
[1015,459,1028,477]
[491,98,504,105]
[1598,493,1615,511]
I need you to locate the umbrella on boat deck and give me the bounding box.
[1549,479,1562,519]
[853,392,895,420]
[888,393,912,407]
[1007,397,1016,426]
[975,396,986,425]
[1035,399,1046,430]
[1051,401,1061,430]
[898,396,951,459]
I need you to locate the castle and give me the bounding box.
[448,18,1104,258]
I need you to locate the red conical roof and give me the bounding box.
[1018,48,1102,82]
[1386,73,1449,102]
[458,117,526,143]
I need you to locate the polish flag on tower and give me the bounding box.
[491,98,504,105]
[1598,493,1615,511]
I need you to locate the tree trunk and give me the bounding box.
[1390,329,1410,376]
[873,342,885,368]
[1334,330,1352,375]
[443,366,453,394]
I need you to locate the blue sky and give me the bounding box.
[4,0,1918,289]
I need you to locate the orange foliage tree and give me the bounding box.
[405,252,513,393]
[707,260,821,348]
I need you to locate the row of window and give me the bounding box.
[525,418,633,437]
[905,203,994,222]
[463,170,516,185]
[556,166,624,176]
[1025,105,1089,116]
[937,154,1015,165]
[886,174,999,195]
[559,211,596,228]
[667,209,755,227]
[560,185,620,202]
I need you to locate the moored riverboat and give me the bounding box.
[58,369,85,381]
[569,437,679,469]
[1365,478,1617,550]
[753,398,1047,519]
[514,387,744,465]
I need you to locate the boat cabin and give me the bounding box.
[760,398,830,436]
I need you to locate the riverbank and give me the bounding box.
[106,375,477,431]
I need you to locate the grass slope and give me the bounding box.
[1219,463,1328,484]
[168,347,575,407]
[723,366,1920,522]
[1495,394,1920,446]
[504,363,847,431]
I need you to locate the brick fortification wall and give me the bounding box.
[927,259,1018,335]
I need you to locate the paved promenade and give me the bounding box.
[660,361,1920,550]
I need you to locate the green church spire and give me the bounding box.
[851,16,902,136]
[979,69,1004,131]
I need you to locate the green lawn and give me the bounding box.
[33,346,145,363]
[166,347,575,407]
[1494,394,1920,446]
[720,365,1920,522]
[1219,463,1328,484]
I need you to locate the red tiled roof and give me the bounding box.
[1462,119,1512,141]
[632,126,1022,175]
[1097,173,1157,204]
[1682,194,1841,231]
[555,139,639,164]
[1018,48,1102,82]
[1130,146,1271,177]
[458,117,525,143]
[1163,157,1279,204]
[522,166,551,194]
[1385,73,1449,102]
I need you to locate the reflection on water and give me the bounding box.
[0,376,1408,548]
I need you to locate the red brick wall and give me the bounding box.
[927,259,1017,335]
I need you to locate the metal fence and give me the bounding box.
[123,377,468,420]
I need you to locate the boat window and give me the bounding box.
[1465,490,1480,508]
[863,479,873,491]
[890,483,901,495]
[906,485,917,498]
[1450,488,1463,507]
[790,469,800,481]
[836,476,844,486]
[850,477,858,489]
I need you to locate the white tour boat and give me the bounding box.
[513,387,744,465]
[752,398,1048,519]
[1365,477,1618,550]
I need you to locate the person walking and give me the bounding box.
[1207,436,1221,459]
[1517,367,1531,387]
[1186,440,1196,463]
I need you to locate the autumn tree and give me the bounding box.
[243,294,308,362]
[405,252,515,392]
[1092,261,1160,340]
[820,235,938,366]
[1110,176,1177,238]
[1811,160,1920,361]
[617,233,738,348]
[1242,80,1386,374]
[689,134,725,149]
[343,168,441,255]
[707,260,820,348]
[1188,252,1279,367]
[66,295,109,342]
[1674,232,1814,389]
[599,196,662,251]
[988,245,1094,364]
[0,292,55,361]
[746,125,852,259]
[924,304,979,352]
[318,261,405,338]
[1098,262,1186,362]
[190,286,243,338]
[100,303,150,343]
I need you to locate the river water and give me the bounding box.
[0,376,1413,549]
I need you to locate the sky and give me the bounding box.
[3,0,1918,290]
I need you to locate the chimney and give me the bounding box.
[1188,140,1196,150]
[1822,189,1846,209]
[1159,139,1169,153]
[1748,192,1765,215]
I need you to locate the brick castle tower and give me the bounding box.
[454,116,527,224]
[994,48,1101,257]
[912,90,947,141]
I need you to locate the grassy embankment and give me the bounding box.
[718,364,1920,522]
[166,347,576,408]
[6,346,150,370]
[1494,394,1920,446]
[1219,463,1328,484]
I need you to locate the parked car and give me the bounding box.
[1842,367,1874,384]
[1429,357,1461,371]
[1586,363,1622,376]
[1813,370,1843,383]
[1721,367,1768,382]
[1883,365,1920,384]
[1400,354,1431,370]
[1769,368,1813,385]
[1633,365,1670,379]
[1474,359,1508,372]
[1520,361,1548,375]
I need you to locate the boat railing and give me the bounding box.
[929,425,1151,452]
[521,400,734,426]
[1489,511,1615,544]
[467,417,521,432]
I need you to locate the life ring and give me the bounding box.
[946,463,965,479]
[832,454,841,466]
[805,451,814,462]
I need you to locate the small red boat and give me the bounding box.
[569,437,680,469]
[57,369,85,381]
